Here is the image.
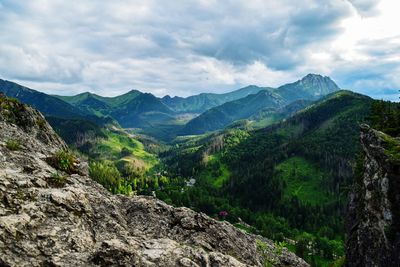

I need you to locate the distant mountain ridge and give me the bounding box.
[161,85,267,113]
[0,74,340,139]
[181,90,286,134]
[57,90,174,128]
[0,79,110,126]
[180,74,340,134]
[57,89,142,108]
[0,79,85,119]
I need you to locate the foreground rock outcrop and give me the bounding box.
[0,95,308,266]
[346,124,400,266]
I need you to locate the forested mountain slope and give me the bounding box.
[159,90,373,265]
[223,91,371,213]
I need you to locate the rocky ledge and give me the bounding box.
[0,95,308,266]
[346,124,400,266]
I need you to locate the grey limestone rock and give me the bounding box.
[346,124,400,266]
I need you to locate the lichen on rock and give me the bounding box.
[346,124,400,266]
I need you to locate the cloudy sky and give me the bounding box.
[0,0,399,100]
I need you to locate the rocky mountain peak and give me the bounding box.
[299,74,339,96]
[346,124,400,266]
[0,94,308,266]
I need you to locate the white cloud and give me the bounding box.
[0,0,399,100]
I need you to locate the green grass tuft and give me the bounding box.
[380,132,400,162]
[256,239,276,267]
[49,172,68,187]
[47,150,79,174]
[6,139,21,151]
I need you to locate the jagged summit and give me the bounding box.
[301,73,327,80]
[276,74,339,102]
[299,73,339,95]
[0,95,308,266]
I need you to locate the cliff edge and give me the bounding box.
[346,124,400,266]
[0,94,308,266]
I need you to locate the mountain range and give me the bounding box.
[0,74,340,140]
[160,85,266,113]
[180,74,339,134]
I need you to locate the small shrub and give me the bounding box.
[49,172,68,187]
[47,150,78,174]
[6,139,21,151]
[6,97,20,104]
[256,239,276,267]
[0,96,32,127]
[274,241,288,256]
[1,97,20,109]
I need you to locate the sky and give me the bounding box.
[0,0,399,100]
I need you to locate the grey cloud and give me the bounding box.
[287,2,351,47]
[356,36,400,58]
[333,60,400,100]
[189,1,352,70]
[0,45,84,84]
[348,0,381,16]
[331,34,400,100]
[0,0,397,100]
